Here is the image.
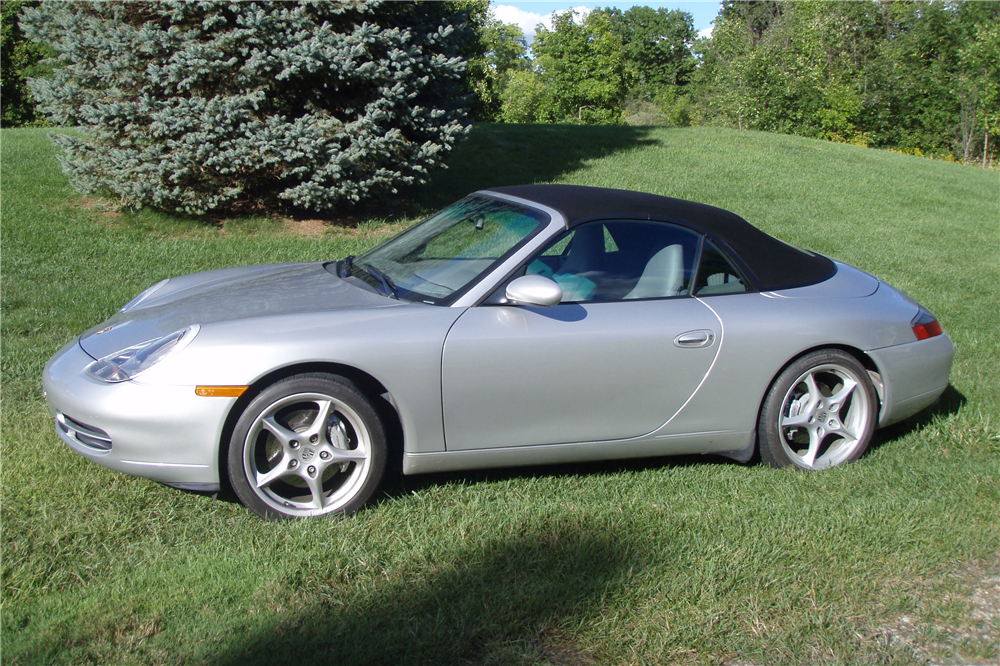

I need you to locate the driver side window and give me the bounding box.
[526,220,700,303]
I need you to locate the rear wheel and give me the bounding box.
[228,373,387,519]
[758,350,877,470]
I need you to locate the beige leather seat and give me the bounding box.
[624,244,683,299]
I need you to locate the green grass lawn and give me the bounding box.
[2,125,998,666]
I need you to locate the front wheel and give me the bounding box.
[758,350,877,470]
[228,373,387,519]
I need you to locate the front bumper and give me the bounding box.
[42,340,235,490]
[867,332,955,427]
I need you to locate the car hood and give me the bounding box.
[79,262,402,359]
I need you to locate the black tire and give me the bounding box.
[228,373,387,519]
[758,349,877,470]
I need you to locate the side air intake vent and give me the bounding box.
[57,414,113,452]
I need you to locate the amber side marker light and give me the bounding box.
[195,386,248,397]
[911,308,943,341]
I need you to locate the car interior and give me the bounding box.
[526,219,752,302]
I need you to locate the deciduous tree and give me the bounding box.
[598,5,696,88]
[467,9,531,121]
[1,0,49,127]
[531,10,627,124]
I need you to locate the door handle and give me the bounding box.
[674,329,715,348]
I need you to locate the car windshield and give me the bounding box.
[356,195,549,305]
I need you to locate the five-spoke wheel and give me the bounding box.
[228,373,386,519]
[758,350,877,470]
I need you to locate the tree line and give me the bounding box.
[470,0,999,166]
[1,1,995,216]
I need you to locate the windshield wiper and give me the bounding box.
[340,255,399,300]
[360,262,399,299]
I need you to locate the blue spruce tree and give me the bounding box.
[23,1,472,214]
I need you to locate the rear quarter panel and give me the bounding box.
[661,276,919,437]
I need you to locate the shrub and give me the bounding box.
[22,1,473,215]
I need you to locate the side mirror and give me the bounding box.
[505,275,562,307]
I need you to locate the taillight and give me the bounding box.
[912,308,943,341]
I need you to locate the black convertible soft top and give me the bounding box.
[484,184,836,292]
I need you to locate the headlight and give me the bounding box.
[120,278,169,312]
[85,325,199,383]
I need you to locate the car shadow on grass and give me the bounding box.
[376,452,737,507]
[209,519,630,666]
[867,383,967,454]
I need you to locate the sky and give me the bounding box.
[493,1,723,40]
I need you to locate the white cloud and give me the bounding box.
[493,5,547,37]
[494,5,592,41]
[563,6,593,22]
[697,26,714,40]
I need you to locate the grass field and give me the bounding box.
[2,125,998,666]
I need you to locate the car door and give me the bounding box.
[440,220,722,451]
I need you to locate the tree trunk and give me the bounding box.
[984,129,989,170]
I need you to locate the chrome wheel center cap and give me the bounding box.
[301,447,316,462]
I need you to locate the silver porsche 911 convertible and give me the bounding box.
[43,185,954,519]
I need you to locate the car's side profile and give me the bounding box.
[43,185,954,519]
